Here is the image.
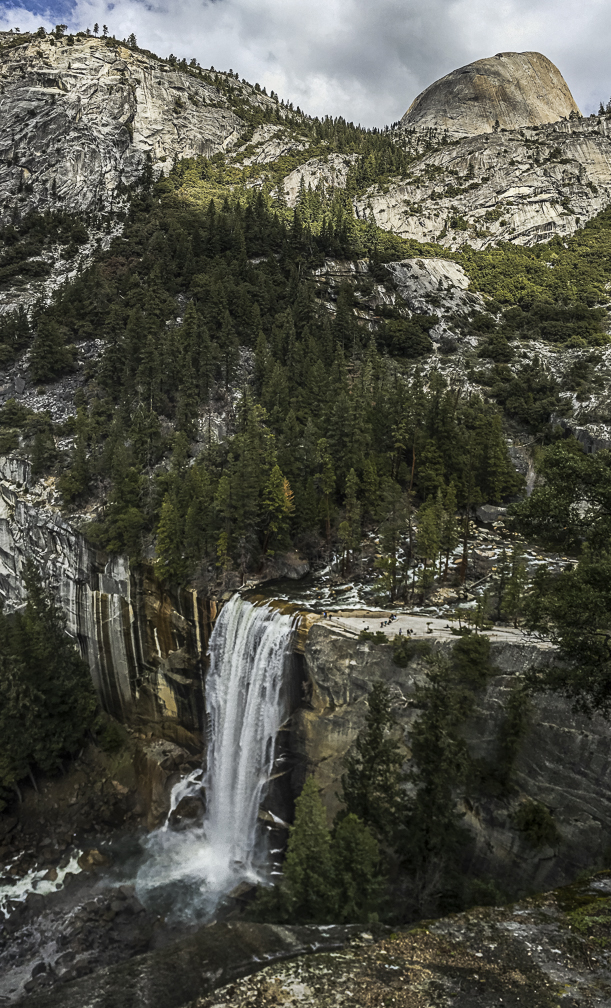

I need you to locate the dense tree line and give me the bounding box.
[3,128,611,592]
[6,171,520,586]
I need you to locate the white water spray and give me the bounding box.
[135,595,296,921]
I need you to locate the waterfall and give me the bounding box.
[135,594,296,921]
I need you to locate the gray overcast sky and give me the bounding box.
[1,0,608,126]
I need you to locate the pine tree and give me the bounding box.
[375,479,409,601]
[29,415,57,479]
[57,408,91,502]
[362,457,380,519]
[280,777,337,923]
[500,545,528,626]
[214,472,233,577]
[184,466,214,571]
[101,443,146,558]
[29,315,74,383]
[261,464,294,555]
[416,499,441,592]
[331,813,384,923]
[341,681,406,844]
[5,561,96,781]
[440,481,459,582]
[155,494,186,582]
[0,622,33,805]
[316,438,335,550]
[338,468,361,571]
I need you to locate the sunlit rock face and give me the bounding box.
[357,116,611,250]
[402,52,580,138]
[0,34,244,220]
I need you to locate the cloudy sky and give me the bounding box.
[0,0,608,126]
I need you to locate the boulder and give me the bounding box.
[264,551,310,581]
[167,793,206,830]
[77,849,110,872]
[476,504,508,524]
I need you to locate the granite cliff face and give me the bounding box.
[402,51,580,138]
[0,33,250,220]
[295,623,611,895]
[357,115,611,249]
[0,455,213,743]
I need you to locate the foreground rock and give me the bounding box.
[402,51,580,137]
[195,872,611,1007]
[14,922,360,1008]
[1,874,160,1005]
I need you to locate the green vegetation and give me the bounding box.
[566,896,610,938]
[273,646,525,924]
[0,209,89,286]
[341,681,408,845]
[359,629,388,644]
[475,684,532,796]
[15,168,520,581]
[512,800,562,848]
[392,637,431,666]
[253,777,384,924]
[265,642,563,924]
[510,440,611,715]
[0,560,97,809]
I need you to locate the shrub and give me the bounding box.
[94,713,128,753]
[359,629,388,644]
[467,877,507,907]
[378,316,436,358]
[392,637,431,667]
[452,634,492,689]
[513,800,561,848]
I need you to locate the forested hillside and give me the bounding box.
[3,135,611,594]
[0,29,611,733]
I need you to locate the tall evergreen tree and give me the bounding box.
[341,681,407,845]
[30,315,74,383]
[0,560,96,803]
[279,776,337,923]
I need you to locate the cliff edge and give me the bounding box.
[401,51,580,137]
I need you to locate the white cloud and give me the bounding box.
[1,0,609,125]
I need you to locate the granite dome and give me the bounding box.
[401,51,580,138]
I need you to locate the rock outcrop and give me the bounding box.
[14,921,360,1008]
[402,52,580,138]
[0,456,213,738]
[281,152,359,206]
[356,115,611,249]
[0,33,250,220]
[295,623,611,895]
[198,873,611,1008]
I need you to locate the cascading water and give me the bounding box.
[135,594,297,922]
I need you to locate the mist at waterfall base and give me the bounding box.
[134,596,296,924]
